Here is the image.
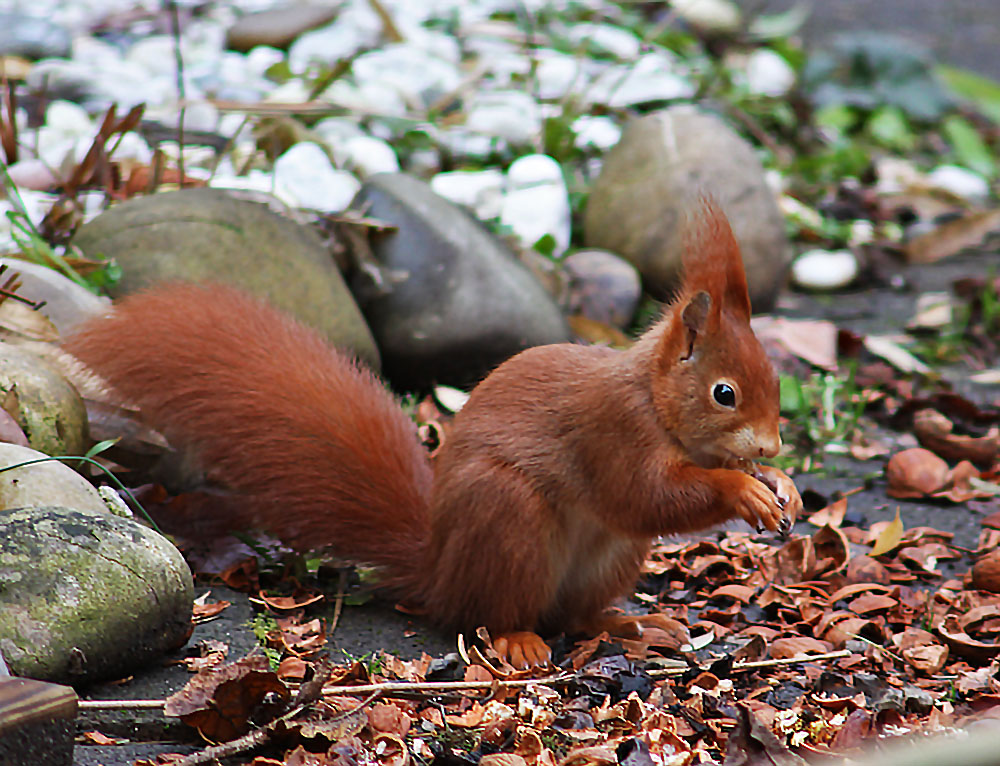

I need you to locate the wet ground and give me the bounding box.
[743,0,1000,81]
[71,242,1000,764]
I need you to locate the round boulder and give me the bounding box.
[0,505,193,685]
[583,106,790,311]
[71,187,379,368]
[351,173,570,388]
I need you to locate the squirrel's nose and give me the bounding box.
[758,430,781,459]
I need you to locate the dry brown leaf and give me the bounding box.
[913,408,1000,467]
[904,207,1000,263]
[807,497,847,528]
[768,636,833,659]
[749,316,839,370]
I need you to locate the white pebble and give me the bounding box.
[535,52,583,100]
[744,49,796,97]
[927,164,990,200]
[672,0,742,35]
[465,90,541,144]
[588,53,695,107]
[431,169,505,220]
[562,23,641,59]
[5,159,58,191]
[335,135,399,178]
[501,154,571,256]
[245,46,285,77]
[273,142,360,213]
[791,249,859,291]
[572,115,621,151]
[45,100,93,139]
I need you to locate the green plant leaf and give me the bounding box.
[937,65,1000,124]
[942,114,997,178]
[866,105,915,151]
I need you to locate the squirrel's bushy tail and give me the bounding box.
[64,283,433,594]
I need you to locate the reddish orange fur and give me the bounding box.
[64,199,800,648]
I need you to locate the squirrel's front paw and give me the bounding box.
[731,472,785,533]
[752,464,803,528]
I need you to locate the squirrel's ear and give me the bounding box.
[679,290,711,361]
[657,290,713,368]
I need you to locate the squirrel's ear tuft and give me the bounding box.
[680,196,752,321]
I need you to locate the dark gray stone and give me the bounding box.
[351,173,570,388]
[71,188,379,368]
[563,249,642,329]
[226,5,339,52]
[0,14,71,60]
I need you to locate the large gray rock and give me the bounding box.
[71,188,379,368]
[0,13,71,60]
[0,344,88,458]
[583,106,790,311]
[226,4,339,52]
[351,173,571,388]
[0,505,193,685]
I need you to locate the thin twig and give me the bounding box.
[168,0,186,185]
[329,568,348,635]
[78,699,167,710]
[77,651,854,713]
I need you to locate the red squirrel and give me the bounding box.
[64,198,801,668]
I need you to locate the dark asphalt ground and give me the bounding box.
[744,0,1000,80]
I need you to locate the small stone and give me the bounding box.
[289,6,381,72]
[588,53,695,108]
[672,0,742,35]
[535,52,584,100]
[352,44,461,107]
[431,169,505,220]
[226,4,339,52]
[0,259,109,334]
[572,116,621,151]
[562,23,642,59]
[465,90,542,144]
[564,250,642,329]
[744,49,796,97]
[0,443,106,515]
[4,159,58,192]
[791,249,859,291]
[0,345,88,458]
[927,164,990,200]
[0,13,71,60]
[501,154,572,256]
[333,135,400,178]
[273,142,361,213]
[44,101,92,140]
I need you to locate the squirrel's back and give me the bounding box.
[64,282,433,593]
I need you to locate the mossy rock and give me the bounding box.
[0,505,193,685]
[0,343,88,457]
[72,187,379,368]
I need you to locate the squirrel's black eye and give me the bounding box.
[713,383,736,408]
